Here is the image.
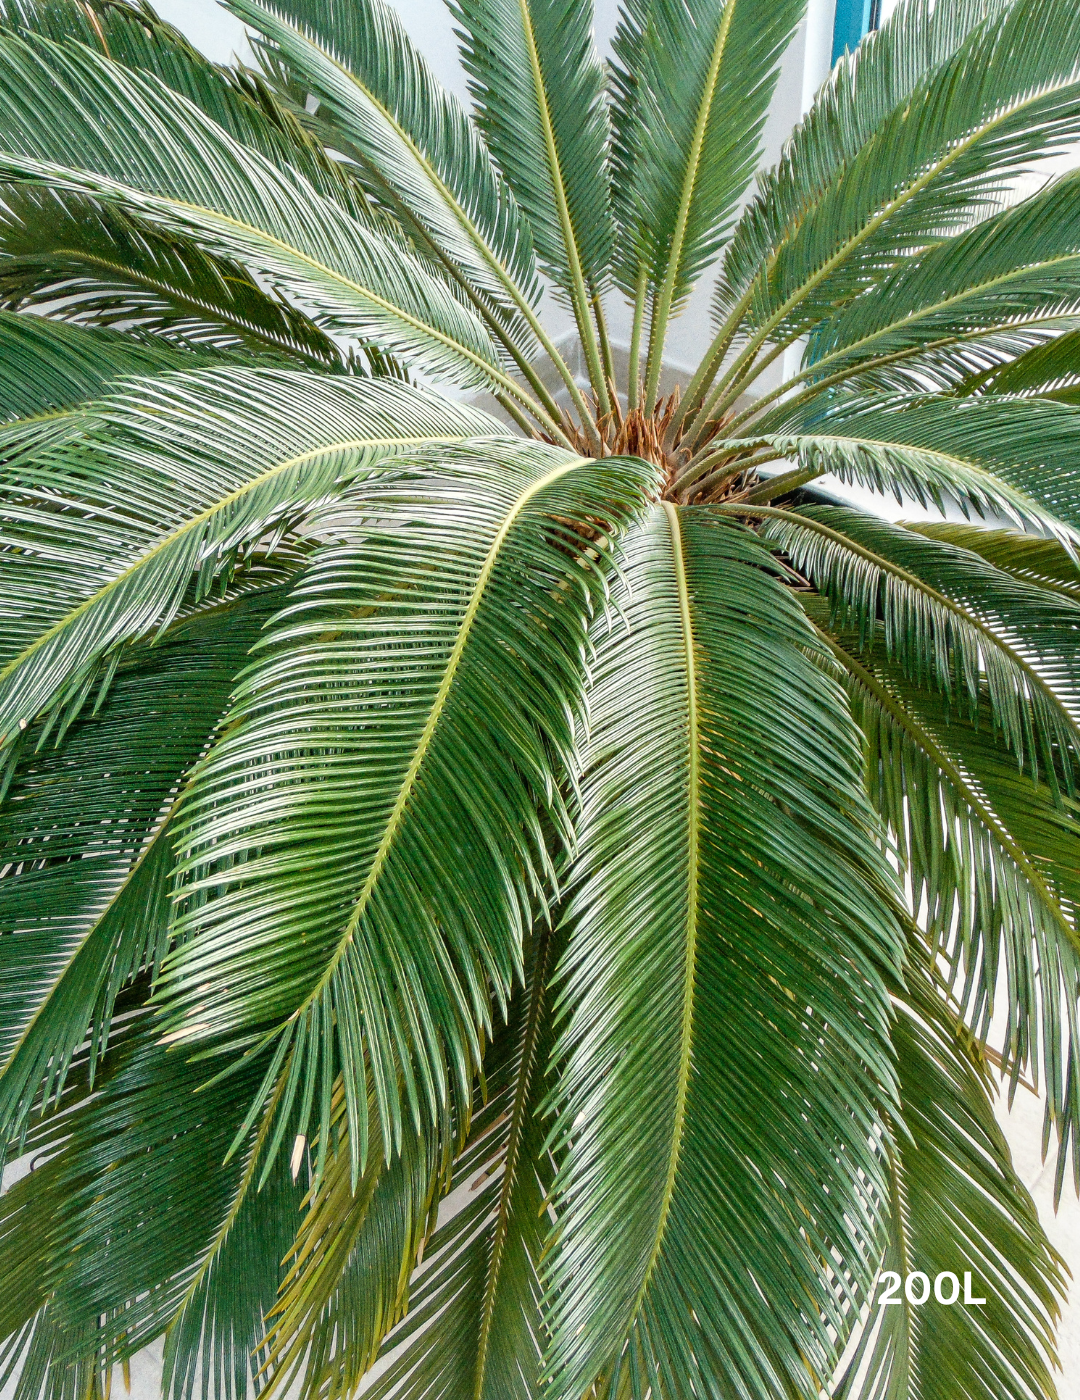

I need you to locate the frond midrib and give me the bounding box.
[643,0,738,407]
[736,503,1080,743]
[472,921,554,1398]
[296,455,585,1014]
[624,501,700,1324]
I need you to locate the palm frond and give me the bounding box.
[0,1019,303,1385]
[971,325,1080,399]
[0,575,298,1161]
[0,310,205,419]
[789,170,1080,394]
[0,0,374,218]
[359,924,559,1400]
[541,508,902,1400]
[0,367,500,751]
[609,0,803,400]
[718,0,1080,344]
[255,1075,444,1400]
[156,447,656,1188]
[833,952,1066,1400]
[733,393,1080,535]
[754,504,1080,783]
[0,31,504,388]
[813,615,1080,1196]
[907,522,1080,599]
[449,0,612,402]
[228,0,540,338]
[0,192,351,366]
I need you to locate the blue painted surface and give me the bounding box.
[831,0,874,64]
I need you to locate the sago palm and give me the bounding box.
[2,0,1080,1394]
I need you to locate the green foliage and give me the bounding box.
[157,445,656,1182]
[0,311,205,418]
[0,0,1077,1397]
[360,925,559,1400]
[228,0,540,328]
[449,0,611,300]
[834,953,1067,1400]
[543,511,901,1399]
[609,0,804,350]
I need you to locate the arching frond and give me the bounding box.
[735,394,1080,535]
[973,325,1080,399]
[0,310,205,419]
[0,1021,303,1390]
[834,954,1066,1400]
[0,368,501,750]
[719,0,1080,340]
[907,522,1080,599]
[0,31,503,387]
[801,171,1080,386]
[0,192,350,366]
[754,504,1080,781]
[157,447,656,1186]
[813,614,1080,1195]
[0,0,377,217]
[359,925,559,1400]
[0,574,299,1161]
[542,509,902,1400]
[229,0,540,331]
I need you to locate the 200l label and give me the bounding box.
[877,1271,987,1306]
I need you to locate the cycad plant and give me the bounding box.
[2,0,1080,1395]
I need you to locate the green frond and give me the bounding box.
[159,1118,307,1400]
[449,0,612,400]
[228,0,540,339]
[737,393,1080,535]
[0,310,205,419]
[156,447,656,1187]
[791,170,1080,392]
[0,192,350,366]
[755,504,1080,783]
[361,924,559,1400]
[0,31,503,386]
[0,1020,303,1387]
[451,0,610,292]
[0,0,374,218]
[813,616,1080,1195]
[256,1075,443,1400]
[0,575,297,1161]
[971,324,1080,399]
[0,367,500,751]
[907,521,1080,599]
[834,954,1066,1400]
[718,0,1080,344]
[541,508,902,1400]
[609,0,803,379]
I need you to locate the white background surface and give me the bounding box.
[2,0,1078,1394]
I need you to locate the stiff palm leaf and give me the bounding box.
[0,0,1078,1396]
[0,575,301,1158]
[358,924,560,1400]
[0,310,209,418]
[0,192,352,365]
[542,512,902,1400]
[833,950,1067,1400]
[157,445,655,1180]
[226,0,540,324]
